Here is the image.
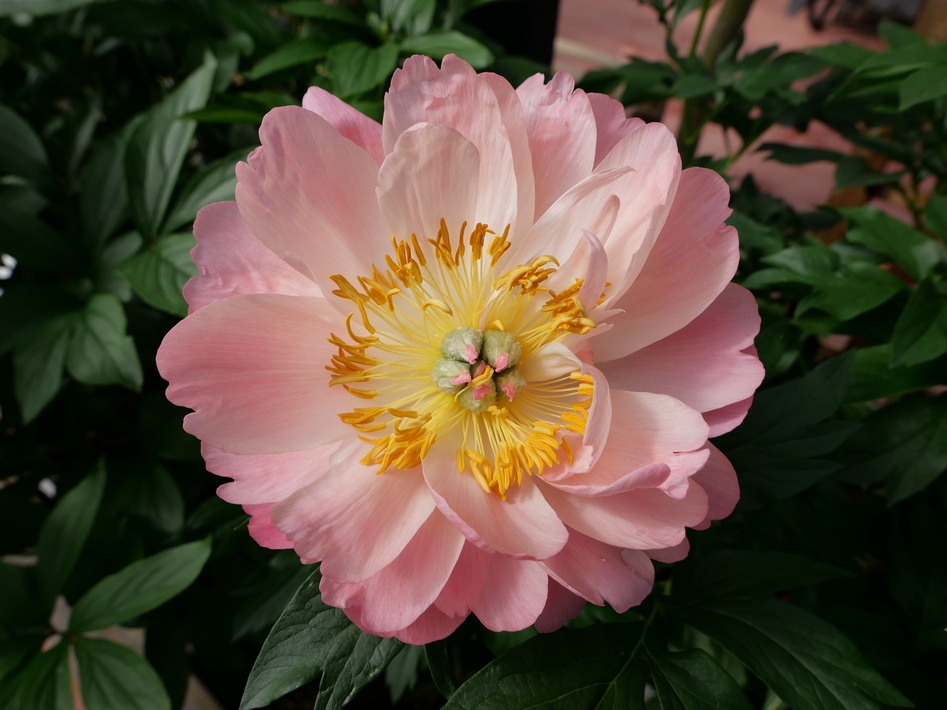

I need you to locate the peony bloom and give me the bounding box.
[157,55,764,644]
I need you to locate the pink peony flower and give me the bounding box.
[157,55,764,644]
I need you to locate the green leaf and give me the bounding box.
[425,640,458,699]
[245,38,333,81]
[164,147,251,232]
[808,43,874,69]
[0,563,46,634]
[240,568,403,710]
[847,344,946,402]
[839,395,947,505]
[325,42,399,98]
[0,0,96,16]
[673,550,850,603]
[400,31,493,69]
[281,1,364,25]
[443,623,647,709]
[69,538,211,633]
[65,293,143,389]
[80,135,128,248]
[646,647,752,710]
[900,64,947,109]
[0,104,52,189]
[891,278,947,367]
[797,261,906,323]
[841,207,944,282]
[118,232,198,317]
[74,637,170,710]
[0,283,79,356]
[125,54,217,239]
[758,142,844,165]
[835,155,902,189]
[682,599,911,710]
[116,463,185,535]
[36,462,106,608]
[13,318,72,423]
[925,194,947,240]
[382,0,435,36]
[0,210,79,273]
[6,641,72,710]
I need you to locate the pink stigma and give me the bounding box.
[502,381,517,399]
[465,344,478,364]
[473,361,487,378]
[473,384,492,401]
[495,353,509,371]
[450,372,472,385]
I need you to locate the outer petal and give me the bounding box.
[691,444,740,529]
[184,201,319,313]
[542,529,654,612]
[321,511,465,633]
[539,477,708,551]
[587,92,645,167]
[234,106,388,297]
[244,503,292,550]
[158,294,351,454]
[270,447,436,582]
[516,72,596,217]
[376,124,480,243]
[704,393,756,438]
[533,580,587,633]
[423,439,569,560]
[391,605,466,645]
[593,167,739,360]
[599,284,763,418]
[383,55,522,236]
[302,86,384,165]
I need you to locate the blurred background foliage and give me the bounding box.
[0,0,945,708]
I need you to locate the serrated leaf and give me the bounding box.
[118,232,197,317]
[74,637,170,710]
[0,104,52,189]
[164,147,250,232]
[673,550,850,603]
[245,37,333,81]
[891,278,947,367]
[125,54,217,239]
[400,31,493,68]
[240,568,403,710]
[13,318,71,423]
[647,647,752,710]
[36,463,106,608]
[839,395,947,504]
[65,293,143,389]
[443,623,647,710]
[325,41,399,98]
[69,538,211,633]
[682,599,911,710]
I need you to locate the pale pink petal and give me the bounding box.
[302,86,383,165]
[539,477,708,550]
[534,580,587,633]
[376,123,480,243]
[704,393,756,437]
[600,284,763,419]
[691,444,740,529]
[383,55,520,235]
[645,538,690,563]
[321,512,465,633]
[157,294,350,454]
[587,92,645,166]
[542,530,654,612]
[518,342,583,383]
[516,72,595,217]
[391,605,466,645]
[543,231,609,315]
[184,202,320,313]
[244,503,293,550]
[593,168,739,360]
[423,439,569,560]
[234,106,388,298]
[270,449,436,582]
[468,552,548,632]
[205,441,341,505]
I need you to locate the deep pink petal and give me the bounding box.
[423,441,569,560]
[244,503,293,550]
[586,92,645,167]
[593,168,739,360]
[376,124,480,242]
[516,72,596,217]
[302,86,383,165]
[391,605,466,645]
[600,284,763,418]
[270,447,436,582]
[645,538,690,563]
[533,580,587,633]
[234,106,388,297]
[157,294,350,454]
[321,511,465,633]
[542,529,654,612]
[184,202,320,313]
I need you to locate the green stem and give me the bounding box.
[702,0,756,67]
[688,0,712,58]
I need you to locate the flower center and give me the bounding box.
[326,220,597,497]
